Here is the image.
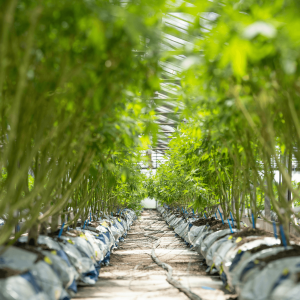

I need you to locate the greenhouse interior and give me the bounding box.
[1,0,300,299]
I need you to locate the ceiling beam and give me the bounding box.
[156,111,180,115]
[161,79,181,84]
[151,97,179,100]
[156,123,178,125]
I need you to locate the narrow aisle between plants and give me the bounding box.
[75,209,235,300]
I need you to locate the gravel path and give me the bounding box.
[74,209,236,300]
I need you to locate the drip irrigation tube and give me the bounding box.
[144,233,160,240]
[144,228,165,233]
[150,236,202,300]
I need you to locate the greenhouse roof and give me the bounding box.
[149,4,193,168]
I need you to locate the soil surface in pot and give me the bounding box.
[210,223,230,232]
[258,245,300,264]
[230,227,273,238]
[192,217,221,227]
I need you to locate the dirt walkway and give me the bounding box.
[74,209,235,300]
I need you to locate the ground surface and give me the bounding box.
[75,209,236,300]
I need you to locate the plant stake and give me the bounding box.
[227,218,233,233]
[251,212,255,229]
[218,208,224,224]
[82,220,87,229]
[58,223,65,238]
[279,225,287,248]
[273,221,278,239]
[230,211,235,228]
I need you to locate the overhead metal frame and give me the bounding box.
[136,1,196,169]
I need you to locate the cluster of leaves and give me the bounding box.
[0,0,166,245]
[150,0,300,238]
[63,151,147,232]
[147,122,209,209]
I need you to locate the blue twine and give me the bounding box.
[204,213,207,219]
